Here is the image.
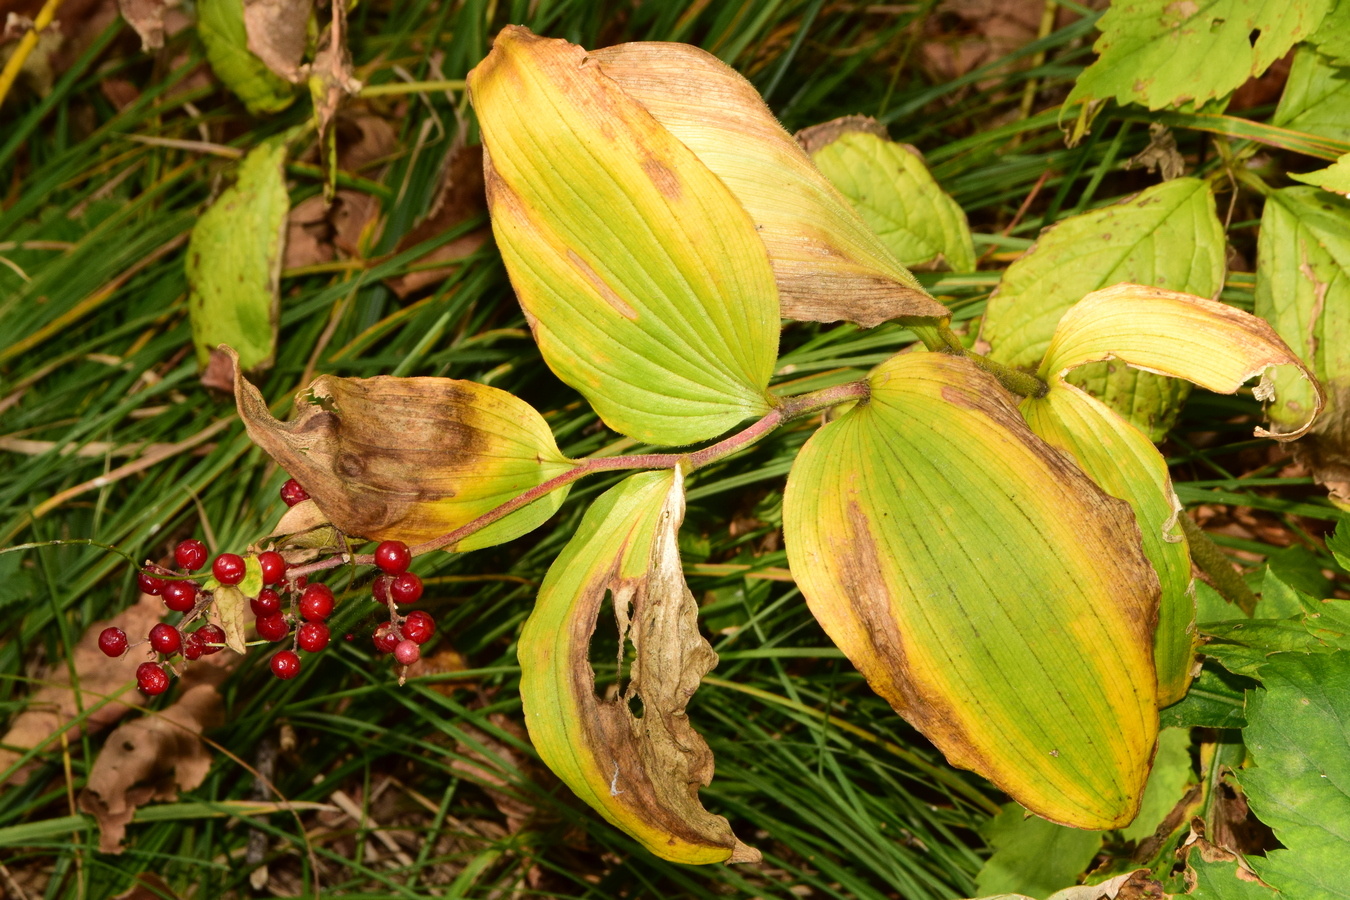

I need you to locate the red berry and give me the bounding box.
[373,623,398,654]
[257,551,286,585]
[174,539,208,572]
[162,579,197,612]
[372,575,392,604]
[280,478,309,507]
[212,553,245,585]
[270,650,301,679]
[297,621,330,653]
[136,662,169,695]
[137,570,166,595]
[149,623,182,655]
[287,574,308,593]
[196,623,226,654]
[393,639,421,666]
[374,540,411,575]
[98,627,127,658]
[256,613,289,642]
[299,583,334,621]
[182,632,204,660]
[403,610,435,644]
[390,572,423,605]
[250,588,281,617]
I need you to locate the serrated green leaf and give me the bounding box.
[784,352,1160,828]
[1274,47,1350,143]
[186,136,289,371]
[809,130,976,273]
[1159,664,1250,729]
[1202,602,1350,676]
[1291,151,1350,192]
[975,804,1104,900]
[1309,0,1350,60]
[1238,651,1350,899]
[1328,520,1350,570]
[983,178,1226,440]
[468,28,780,446]
[197,0,297,115]
[1065,0,1334,112]
[213,585,248,654]
[1184,849,1278,898]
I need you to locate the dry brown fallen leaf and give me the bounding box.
[385,143,489,298]
[242,0,312,83]
[117,0,176,51]
[78,681,225,852]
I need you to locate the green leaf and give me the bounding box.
[1159,664,1251,729]
[1183,850,1278,898]
[975,804,1104,900]
[1238,651,1350,899]
[982,178,1226,440]
[808,130,976,273]
[186,135,290,371]
[1121,727,1193,843]
[1202,598,1350,676]
[1274,47,1350,144]
[239,556,263,599]
[1065,0,1334,112]
[468,28,780,446]
[1309,0,1350,60]
[1328,519,1350,571]
[1291,151,1350,192]
[783,352,1160,828]
[197,0,297,116]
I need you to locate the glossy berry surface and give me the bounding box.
[280,478,309,507]
[182,632,204,660]
[270,650,301,679]
[137,570,166,595]
[162,580,197,612]
[174,539,208,572]
[297,621,330,653]
[136,662,170,695]
[196,624,226,654]
[390,572,423,605]
[393,639,421,666]
[299,584,334,621]
[257,551,287,585]
[403,610,435,644]
[256,613,289,642]
[250,588,281,617]
[372,624,398,654]
[374,540,411,575]
[212,553,246,585]
[149,623,182,655]
[97,627,128,658]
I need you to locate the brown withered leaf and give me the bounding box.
[117,0,174,50]
[308,0,361,200]
[450,715,540,834]
[1293,389,1350,506]
[283,194,335,269]
[113,873,181,900]
[242,0,311,83]
[228,347,574,549]
[79,683,224,853]
[385,143,490,298]
[794,114,890,155]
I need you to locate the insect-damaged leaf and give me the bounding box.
[783,352,1160,829]
[518,469,758,864]
[589,49,948,328]
[186,135,289,372]
[982,178,1226,440]
[468,28,780,446]
[229,349,574,550]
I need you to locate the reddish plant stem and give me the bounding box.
[286,380,869,578]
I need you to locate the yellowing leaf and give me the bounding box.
[590,48,948,328]
[469,28,780,446]
[214,585,249,655]
[1291,153,1350,194]
[1021,385,1195,706]
[808,128,976,274]
[229,349,574,550]
[1038,283,1323,439]
[518,469,758,864]
[783,352,1159,829]
[186,135,290,372]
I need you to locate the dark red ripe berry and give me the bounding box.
[297,621,330,653]
[372,575,392,604]
[280,478,309,507]
[98,627,128,658]
[212,553,245,585]
[162,580,197,612]
[403,610,435,644]
[374,540,411,575]
[149,623,182,655]
[250,588,281,617]
[299,584,334,621]
[257,551,286,585]
[196,624,226,654]
[393,639,421,666]
[137,570,166,595]
[372,623,398,654]
[136,662,170,695]
[390,572,423,605]
[174,539,208,572]
[287,574,308,593]
[182,632,204,660]
[256,613,289,642]
[270,650,301,679]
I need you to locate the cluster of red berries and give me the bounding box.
[100,477,436,697]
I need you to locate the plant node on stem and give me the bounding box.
[913,319,1049,399]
